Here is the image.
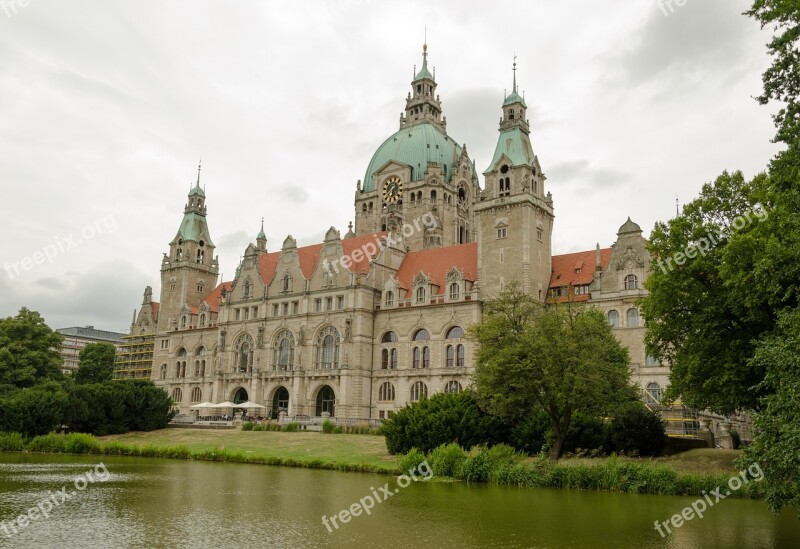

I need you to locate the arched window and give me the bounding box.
[410,381,428,401]
[444,381,462,394]
[378,382,395,401]
[272,386,290,418]
[171,388,182,403]
[160,364,167,380]
[416,286,426,304]
[239,341,251,372]
[316,326,340,369]
[608,310,620,328]
[646,383,662,405]
[181,316,187,328]
[449,283,460,301]
[625,274,639,290]
[316,385,336,416]
[282,275,290,292]
[413,329,430,341]
[390,348,397,369]
[244,282,252,298]
[382,331,398,343]
[446,345,454,368]
[422,346,430,368]
[273,330,295,371]
[627,308,640,328]
[199,313,206,327]
[195,347,206,377]
[385,291,394,307]
[413,347,421,369]
[191,387,202,403]
[430,190,437,203]
[446,326,464,339]
[456,344,465,368]
[176,348,187,378]
[381,349,389,370]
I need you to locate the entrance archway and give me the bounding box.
[272,386,289,419]
[315,385,335,417]
[233,387,249,404]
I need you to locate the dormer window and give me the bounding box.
[625,274,639,290]
[243,282,252,298]
[449,283,460,301]
[385,291,394,307]
[282,275,290,292]
[416,286,426,304]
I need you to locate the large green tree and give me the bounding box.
[74,342,116,384]
[0,308,63,388]
[641,170,772,413]
[471,286,636,461]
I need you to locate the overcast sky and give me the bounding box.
[0,0,780,332]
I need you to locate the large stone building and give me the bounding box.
[123,45,669,421]
[58,326,124,375]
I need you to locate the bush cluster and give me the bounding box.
[0,380,174,437]
[401,443,763,499]
[382,392,666,458]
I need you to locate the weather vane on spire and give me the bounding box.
[512,53,518,94]
[196,159,202,186]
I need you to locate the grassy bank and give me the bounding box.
[0,430,760,499]
[0,430,399,474]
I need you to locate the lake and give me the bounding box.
[0,453,798,548]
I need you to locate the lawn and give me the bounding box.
[102,428,397,471]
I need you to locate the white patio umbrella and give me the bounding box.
[190,402,215,409]
[212,401,237,408]
[233,401,266,409]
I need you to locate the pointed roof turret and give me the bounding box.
[189,160,205,197]
[414,42,434,81]
[503,56,526,107]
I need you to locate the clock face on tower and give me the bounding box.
[382,176,403,203]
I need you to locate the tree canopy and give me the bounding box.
[75,342,116,384]
[471,285,637,461]
[0,308,64,388]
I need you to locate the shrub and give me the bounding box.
[562,413,612,454]
[428,443,468,477]
[64,433,99,454]
[322,420,342,434]
[27,433,67,453]
[0,432,25,451]
[509,411,550,455]
[282,422,300,432]
[456,444,522,483]
[382,391,509,454]
[610,403,666,456]
[242,422,254,431]
[397,448,427,474]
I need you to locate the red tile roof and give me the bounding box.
[549,248,612,302]
[395,243,478,297]
[202,281,233,313]
[257,232,388,285]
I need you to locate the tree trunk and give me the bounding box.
[549,429,565,462]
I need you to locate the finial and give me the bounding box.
[512,53,518,94]
[348,221,353,230]
[196,159,202,186]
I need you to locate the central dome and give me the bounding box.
[363,123,473,192]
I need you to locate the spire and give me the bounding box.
[513,53,518,95]
[503,56,526,108]
[190,160,205,198]
[414,34,434,81]
[257,217,267,251]
[257,217,266,239]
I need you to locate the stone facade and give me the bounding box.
[127,46,670,421]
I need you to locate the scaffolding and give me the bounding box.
[648,401,700,438]
[114,333,155,380]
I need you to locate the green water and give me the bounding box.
[0,453,798,548]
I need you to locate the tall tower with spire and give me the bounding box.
[157,163,220,332]
[475,59,554,300]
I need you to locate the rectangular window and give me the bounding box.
[273,304,280,317]
[337,296,345,310]
[292,301,299,315]
[537,229,543,242]
[252,306,258,319]
[282,303,289,316]
[235,309,240,321]
[315,298,322,312]
[497,228,507,239]
[326,297,333,311]
[161,339,169,350]
[379,411,385,419]
[244,308,250,320]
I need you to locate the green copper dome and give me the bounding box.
[363,123,474,192]
[503,90,526,107]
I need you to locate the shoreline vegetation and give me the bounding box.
[0,429,763,500]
